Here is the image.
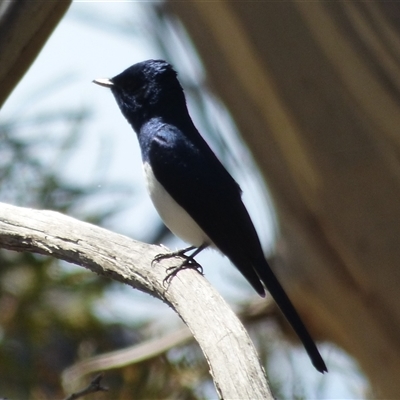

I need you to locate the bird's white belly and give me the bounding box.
[143,163,212,247]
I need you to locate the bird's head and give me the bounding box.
[93,59,186,131]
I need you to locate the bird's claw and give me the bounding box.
[163,260,204,285]
[151,250,185,266]
[152,248,204,284]
[152,245,206,284]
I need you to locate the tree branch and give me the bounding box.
[63,374,108,400]
[62,327,193,388]
[0,202,272,399]
[62,297,278,386]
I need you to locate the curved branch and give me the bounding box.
[62,327,193,386]
[63,297,277,388]
[0,202,272,399]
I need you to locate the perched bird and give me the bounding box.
[93,59,327,373]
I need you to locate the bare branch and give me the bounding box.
[0,202,272,399]
[62,327,193,385]
[63,374,108,400]
[62,296,278,385]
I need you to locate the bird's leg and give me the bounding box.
[153,245,197,264]
[152,244,208,283]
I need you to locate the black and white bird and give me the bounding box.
[93,59,327,373]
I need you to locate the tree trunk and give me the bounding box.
[166,1,400,397]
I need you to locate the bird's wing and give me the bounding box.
[147,124,328,373]
[147,124,266,295]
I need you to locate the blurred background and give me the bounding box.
[2,1,400,398]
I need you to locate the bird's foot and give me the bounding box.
[152,245,207,284]
[153,246,190,262]
[152,245,196,266]
[164,260,204,284]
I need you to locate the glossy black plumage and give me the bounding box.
[93,59,327,373]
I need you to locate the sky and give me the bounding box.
[1,2,367,398]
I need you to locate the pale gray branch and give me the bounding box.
[62,327,193,386]
[0,202,272,399]
[62,296,278,385]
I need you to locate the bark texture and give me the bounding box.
[166,1,400,397]
[0,203,272,399]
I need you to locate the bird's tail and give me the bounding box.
[255,258,327,373]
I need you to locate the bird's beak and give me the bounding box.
[92,78,114,88]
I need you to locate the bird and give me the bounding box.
[93,59,327,373]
